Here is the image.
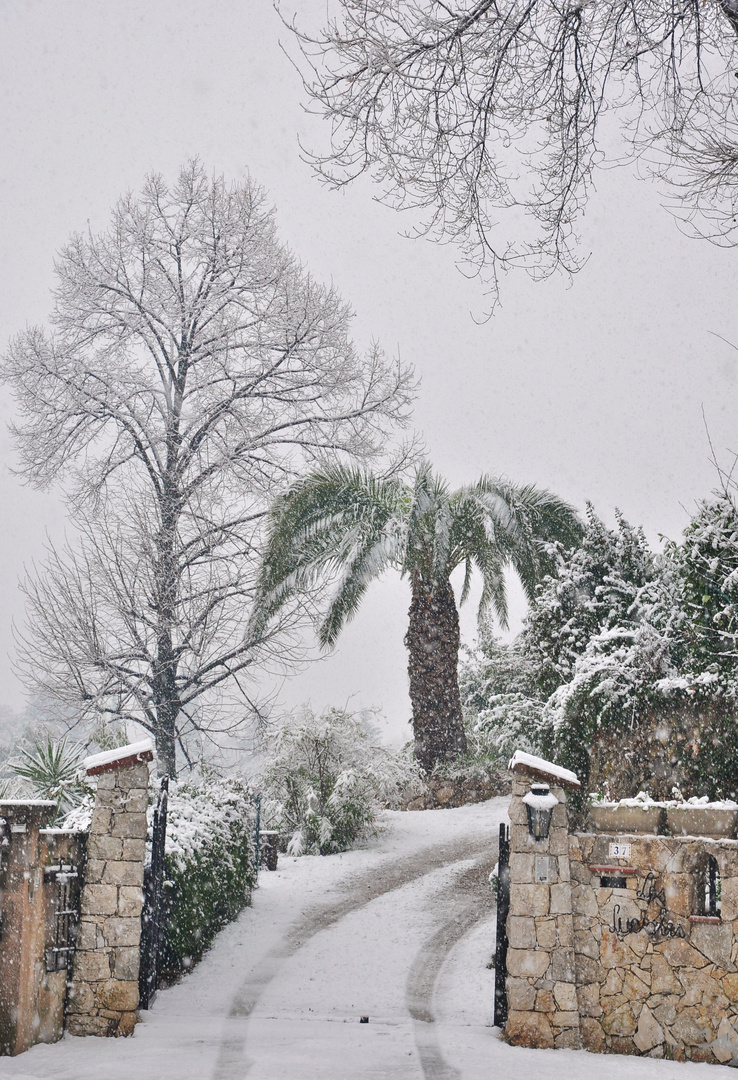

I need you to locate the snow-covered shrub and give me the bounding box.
[523,504,661,697]
[675,492,738,680]
[55,768,257,975]
[461,497,738,805]
[455,506,669,802]
[157,773,257,976]
[59,792,96,831]
[522,497,738,803]
[262,707,419,855]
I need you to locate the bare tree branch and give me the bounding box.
[281,0,738,304]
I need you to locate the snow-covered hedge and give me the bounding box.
[157,774,257,976]
[589,790,738,810]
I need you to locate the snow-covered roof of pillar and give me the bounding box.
[508,749,580,790]
[0,799,58,807]
[84,738,155,776]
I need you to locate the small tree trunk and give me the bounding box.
[151,639,179,778]
[404,575,467,773]
[152,692,178,779]
[152,474,181,779]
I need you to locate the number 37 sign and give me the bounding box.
[609,841,632,859]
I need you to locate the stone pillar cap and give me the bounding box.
[0,799,57,807]
[509,749,580,790]
[84,738,154,776]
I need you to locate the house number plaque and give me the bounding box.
[609,841,631,859]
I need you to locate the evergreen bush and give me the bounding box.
[461,497,738,805]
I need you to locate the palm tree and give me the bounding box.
[252,463,582,773]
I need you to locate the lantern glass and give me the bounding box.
[522,783,557,840]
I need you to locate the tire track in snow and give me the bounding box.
[211,833,498,1080]
[406,860,494,1080]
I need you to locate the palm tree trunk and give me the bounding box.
[405,575,468,773]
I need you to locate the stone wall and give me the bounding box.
[504,753,738,1066]
[66,743,152,1037]
[570,832,738,1064]
[399,771,512,811]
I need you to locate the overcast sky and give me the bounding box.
[0,2,737,745]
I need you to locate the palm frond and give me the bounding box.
[460,556,473,606]
[495,483,582,600]
[319,528,399,646]
[473,546,510,628]
[445,475,582,621]
[250,464,406,646]
[252,460,582,651]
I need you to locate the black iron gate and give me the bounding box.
[44,863,81,973]
[139,775,168,1010]
[253,793,262,873]
[493,821,510,1028]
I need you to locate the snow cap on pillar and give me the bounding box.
[508,749,580,790]
[83,738,154,776]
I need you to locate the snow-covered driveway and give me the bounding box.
[0,800,719,1079]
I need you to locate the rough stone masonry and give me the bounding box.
[504,750,738,1065]
[504,754,581,1050]
[66,741,153,1037]
[570,831,738,1064]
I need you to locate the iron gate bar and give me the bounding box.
[493,821,510,1028]
[139,775,169,1010]
[253,794,262,874]
[45,867,81,973]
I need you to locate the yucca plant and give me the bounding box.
[9,734,91,814]
[0,776,27,800]
[251,462,582,772]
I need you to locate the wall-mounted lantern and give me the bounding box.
[522,783,559,841]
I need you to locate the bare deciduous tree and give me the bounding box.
[283,0,738,299]
[3,161,415,776]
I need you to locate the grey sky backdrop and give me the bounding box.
[0,1,737,746]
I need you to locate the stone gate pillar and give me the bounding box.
[66,740,153,1037]
[504,751,581,1050]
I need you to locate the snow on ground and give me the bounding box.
[0,799,720,1079]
